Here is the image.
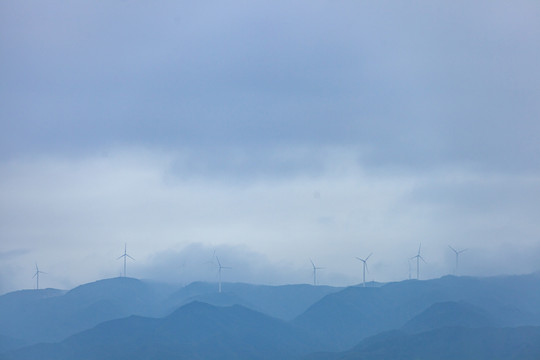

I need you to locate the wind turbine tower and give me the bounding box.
[448,245,467,275]
[410,243,426,280]
[216,256,231,293]
[356,253,372,287]
[32,263,47,290]
[117,243,135,277]
[310,259,324,286]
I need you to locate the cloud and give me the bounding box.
[0,249,30,294]
[1,1,539,173]
[0,1,539,292]
[0,249,29,260]
[132,242,336,286]
[0,148,539,292]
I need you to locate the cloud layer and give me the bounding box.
[1,1,540,293]
[1,149,539,293]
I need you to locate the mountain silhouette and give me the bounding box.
[293,274,540,350]
[6,302,321,360]
[0,277,341,347]
[402,301,495,333]
[0,277,173,344]
[165,281,342,320]
[2,274,540,358]
[306,326,540,360]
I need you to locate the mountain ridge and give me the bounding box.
[5,301,322,360]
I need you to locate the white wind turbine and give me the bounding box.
[117,243,135,277]
[32,263,47,290]
[410,243,426,280]
[310,259,324,286]
[216,256,231,293]
[356,253,372,287]
[448,245,467,275]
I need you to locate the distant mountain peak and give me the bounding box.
[403,301,495,333]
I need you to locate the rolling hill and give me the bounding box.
[0,277,341,347]
[293,274,540,350]
[306,326,540,360]
[5,302,321,360]
[165,281,342,320]
[0,277,173,345]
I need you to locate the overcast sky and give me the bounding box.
[1,1,540,294]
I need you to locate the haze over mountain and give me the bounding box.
[2,274,540,359]
[0,277,341,346]
[5,302,322,360]
[164,281,342,320]
[401,301,495,333]
[1,1,539,359]
[306,326,540,360]
[293,274,540,350]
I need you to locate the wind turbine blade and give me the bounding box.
[216,256,222,267]
[310,258,315,268]
[365,253,373,261]
[418,243,422,255]
[32,273,37,279]
[365,263,369,273]
[355,257,363,262]
[420,255,427,263]
[116,255,124,260]
[448,245,457,254]
[126,254,135,261]
[459,248,468,254]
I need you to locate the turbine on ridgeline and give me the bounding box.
[117,243,135,277]
[356,253,372,287]
[32,263,47,290]
[448,245,467,275]
[215,256,232,293]
[410,243,426,280]
[310,258,324,286]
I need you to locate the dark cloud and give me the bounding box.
[1,1,539,175]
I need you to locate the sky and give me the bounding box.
[1,1,540,294]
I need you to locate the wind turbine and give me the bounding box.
[117,243,135,277]
[356,253,372,287]
[215,256,232,293]
[448,245,467,275]
[32,263,47,290]
[310,259,324,286]
[410,243,426,280]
